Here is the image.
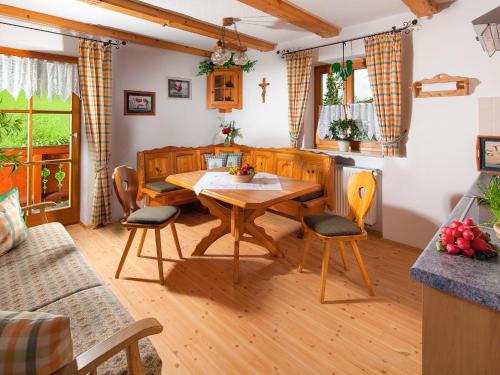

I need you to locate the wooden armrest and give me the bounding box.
[22,202,57,224]
[54,318,163,375]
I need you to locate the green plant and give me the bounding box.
[0,109,24,173]
[329,119,364,141]
[480,176,500,223]
[323,72,343,105]
[197,56,257,76]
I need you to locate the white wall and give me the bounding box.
[109,44,220,221]
[227,1,500,248]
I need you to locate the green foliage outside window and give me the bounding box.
[323,72,343,105]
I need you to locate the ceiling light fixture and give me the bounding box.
[211,18,249,66]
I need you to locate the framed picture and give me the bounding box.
[124,90,155,115]
[477,136,500,174]
[167,77,191,99]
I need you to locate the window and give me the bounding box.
[0,48,81,226]
[314,59,381,153]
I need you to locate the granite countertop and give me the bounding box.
[410,174,500,311]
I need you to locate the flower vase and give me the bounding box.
[494,223,500,239]
[224,136,230,147]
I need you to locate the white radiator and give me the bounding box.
[333,165,378,226]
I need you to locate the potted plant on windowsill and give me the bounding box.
[328,117,365,152]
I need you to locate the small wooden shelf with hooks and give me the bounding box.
[413,73,470,98]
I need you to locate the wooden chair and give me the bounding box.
[299,171,377,303]
[113,166,183,285]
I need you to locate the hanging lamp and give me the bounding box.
[211,18,249,66]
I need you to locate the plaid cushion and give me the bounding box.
[0,189,27,256]
[0,310,74,375]
[219,152,243,167]
[204,154,228,169]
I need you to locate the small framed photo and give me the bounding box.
[167,77,191,99]
[477,136,500,174]
[124,90,155,115]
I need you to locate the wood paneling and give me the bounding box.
[253,150,276,173]
[0,4,211,57]
[237,0,340,38]
[144,153,172,180]
[78,0,275,52]
[67,209,422,374]
[173,151,200,173]
[422,286,500,375]
[401,0,438,17]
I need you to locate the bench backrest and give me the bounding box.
[137,144,335,209]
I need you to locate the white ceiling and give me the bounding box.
[0,0,412,51]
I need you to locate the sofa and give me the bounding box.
[137,144,335,226]
[0,206,162,374]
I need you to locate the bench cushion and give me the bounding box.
[0,243,103,311]
[128,206,178,225]
[0,222,75,270]
[144,180,183,193]
[304,214,362,237]
[293,190,324,203]
[38,286,161,375]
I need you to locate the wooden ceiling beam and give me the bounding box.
[236,0,340,38]
[401,0,438,17]
[78,0,276,52]
[0,4,211,57]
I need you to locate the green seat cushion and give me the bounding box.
[303,214,362,237]
[293,190,324,202]
[127,206,178,225]
[144,181,183,193]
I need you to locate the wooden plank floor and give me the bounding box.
[67,206,422,375]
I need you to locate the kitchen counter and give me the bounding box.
[410,173,500,310]
[410,173,500,375]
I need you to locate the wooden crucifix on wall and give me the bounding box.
[258,78,270,103]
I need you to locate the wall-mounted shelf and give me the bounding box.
[413,74,470,98]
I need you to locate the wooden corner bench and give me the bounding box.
[137,144,335,226]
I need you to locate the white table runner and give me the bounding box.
[193,172,282,195]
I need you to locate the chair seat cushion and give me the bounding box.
[304,214,362,237]
[293,190,324,202]
[144,181,183,193]
[127,206,178,225]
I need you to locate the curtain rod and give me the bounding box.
[278,19,418,57]
[0,21,126,48]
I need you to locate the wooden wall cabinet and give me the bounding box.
[207,67,243,113]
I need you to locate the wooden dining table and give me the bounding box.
[166,169,321,283]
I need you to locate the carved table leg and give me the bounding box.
[244,207,281,256]
[192,195,231,256]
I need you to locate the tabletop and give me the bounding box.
[166,169,321,209]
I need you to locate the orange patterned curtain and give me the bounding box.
[364,33,402,157]
[286,50,313,148]
[78,40,113,226]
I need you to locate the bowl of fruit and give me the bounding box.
[229,163,256,183]
[437,218,498,261]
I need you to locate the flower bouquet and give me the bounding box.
[219,120,242,146]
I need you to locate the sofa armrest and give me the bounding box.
[22,202,57,224]
[54,318,163,375]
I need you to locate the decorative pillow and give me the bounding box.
[220,152,243,167]
[0,310,74,375]
[0,188,28,256]
[204,154,228,169]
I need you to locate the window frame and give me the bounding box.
[0,46,81,226]
[314,59,382,154]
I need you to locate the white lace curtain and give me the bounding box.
[0,54,80,101]
[317,103,381,141]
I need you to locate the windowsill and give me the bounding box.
[302,148,384,158]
